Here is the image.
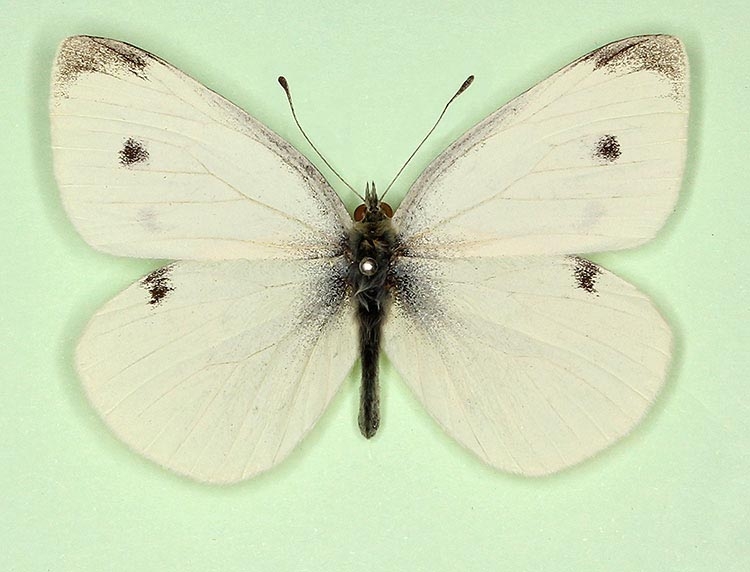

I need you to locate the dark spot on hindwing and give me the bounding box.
[570,256,601,295]
[141,265,174,306]
[119,137,149,166]
[593,134,621,162]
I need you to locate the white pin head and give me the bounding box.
[358,257,377,276]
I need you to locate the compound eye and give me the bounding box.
[359,257,377,276]
[380,202,393,218]
[354,204,367,222]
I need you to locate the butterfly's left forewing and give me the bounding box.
[50,36,350,261]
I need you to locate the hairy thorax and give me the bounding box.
[346,217,397,314]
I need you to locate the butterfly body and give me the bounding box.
[347,183,397,437]
[50,35,689,482]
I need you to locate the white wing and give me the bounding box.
[394,35,689,257]
[384,256,671,476]
[50,36,349,260]
[76,257,356,483]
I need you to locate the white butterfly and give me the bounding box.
[50,35,689,483]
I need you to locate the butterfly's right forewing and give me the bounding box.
[394,35,689,258]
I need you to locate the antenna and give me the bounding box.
[278,77,364,201]
[380,75,475,200]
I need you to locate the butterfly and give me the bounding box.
[50,35,689,483]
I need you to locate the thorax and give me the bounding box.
[346,217,397,311]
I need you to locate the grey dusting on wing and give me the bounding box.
[54,36,149,98]
[570,256,601,295]
[294,256,350,340]
[589,35,686,101]
[260,123,350,236]
[119,137,149,166]
[389,256,447,335]
[593,134,621,162]
[311,257,350,319]
[141,264,175,306]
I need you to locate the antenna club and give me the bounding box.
[277,76,291,97]
[460,75,475,93]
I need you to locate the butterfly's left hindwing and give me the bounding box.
[77,258,357,483]
[50,36,350,260]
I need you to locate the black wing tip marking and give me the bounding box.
[586,35,687,104]
[119,137,150,166]
[53,35,150,97]
[141,264,175,306]
[593,134,621,162]
[590,36,650,70]
[589,35,686,79]
[570,256,602,295]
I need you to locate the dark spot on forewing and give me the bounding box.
[141,264,174,306]
[119,137,149,166]
[593,134,621,162]
[570,256,601,295]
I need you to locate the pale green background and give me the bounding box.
[1,0,748,570]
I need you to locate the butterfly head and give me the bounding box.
[353,181,393,223]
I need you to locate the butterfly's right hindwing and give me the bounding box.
[385,255,671,476]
